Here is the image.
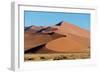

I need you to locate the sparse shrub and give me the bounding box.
[40,56,46,60]
[53,55,67,60]
[28,57,34,60]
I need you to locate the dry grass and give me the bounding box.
[24,52,90,61]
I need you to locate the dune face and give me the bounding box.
[67,33,90,48]
[46,36,89,53]
[55,21,90,38]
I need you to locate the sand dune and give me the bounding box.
[55,21,90,38]
[46,36,89,53]
[24,21,90,53]
[24,32,65,51]
[45,21,90,53]
[25,26,44,33]
[67,33,90,47]
[24,32,51,51]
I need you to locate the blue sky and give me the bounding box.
[24,11,90,30]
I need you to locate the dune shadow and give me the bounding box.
[25,44,46,53]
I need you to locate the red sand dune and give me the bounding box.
[24,21,90,53]
[24,32,52,51]
[46,21,90,53]
[46,37,89,53]
[55,21,90,38]
[67,33,90,47]
[24,32,65,51]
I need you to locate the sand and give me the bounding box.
[55,22,90,38]
[46,37,89,53]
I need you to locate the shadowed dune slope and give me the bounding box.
[24,32,52,51]
[25,44,58,54]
